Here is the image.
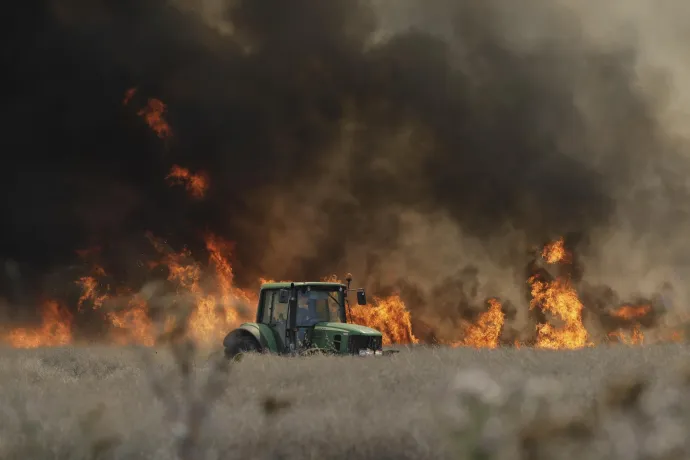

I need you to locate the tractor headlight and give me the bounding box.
[374,349,383,356]
[358,348,374,357]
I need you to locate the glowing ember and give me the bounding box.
[123,87,137,106]
[166,165,209,199]
[122,88,173,138]
[666,330,685,343]
[137,98,172,139]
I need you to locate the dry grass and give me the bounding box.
[1,343,690,459]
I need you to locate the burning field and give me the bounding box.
[5,0,690,457]
[4,0,690,351]
[0,83,684,351]
[0,227,682,351]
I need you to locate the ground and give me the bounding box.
[1,344,690,459]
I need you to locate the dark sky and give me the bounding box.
[1,0,674,324]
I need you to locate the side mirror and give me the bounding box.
[278,289,289,304]
[356,289,367,306]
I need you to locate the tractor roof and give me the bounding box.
[260,281,346,290]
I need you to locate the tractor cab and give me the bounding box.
[293,287,343,337]
[223,275,385,359]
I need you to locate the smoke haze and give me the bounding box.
[4,0,690,340]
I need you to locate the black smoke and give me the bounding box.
[2,0,686,339]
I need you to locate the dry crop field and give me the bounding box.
[1,344,690,460]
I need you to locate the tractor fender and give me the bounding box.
[223,323,279,353]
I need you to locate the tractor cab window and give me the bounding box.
[272,295,288,324]
[260,290,274,323]
[262,289,287,324]
[296,289,343,327]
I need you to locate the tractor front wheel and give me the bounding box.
[224,334,260,361]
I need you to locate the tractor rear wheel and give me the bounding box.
[224,335,260,361]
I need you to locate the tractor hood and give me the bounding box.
[312,322,382,336]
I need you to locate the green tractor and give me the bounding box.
[223,274,394,359]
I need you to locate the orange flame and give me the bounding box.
[123,87,173,138]
[453,298,505,349]
[2,86,656,350]
[5,301,73,348]
[138,98,172,139]
[351,295,418,345]
[542,237,570,264]
[76,276,107,311]
[0,234,666,350]
[526,238,590,350]
[608,325,644,345]
[610,305,651,320]
[107,296,155,347]
[3,233,258,349]
[186,235,255,346]
[529,276,590,349]
[144,233,256,347]
[318,275,418,345]
[166,165,209,199]
[123,88,172,138]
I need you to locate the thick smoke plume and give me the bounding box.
[4,0,690,341]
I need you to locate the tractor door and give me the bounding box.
[263,289,289,352]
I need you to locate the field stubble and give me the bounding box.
[1,344,690,459]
